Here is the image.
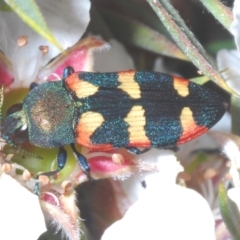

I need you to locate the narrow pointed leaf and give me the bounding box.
[185,152,208,173]
[0,0,11,10]
[190,75,210,85]
[200,0,233,30]
[4,0,62,50]
[231,95,240,136]
[147,0,238,96]
[218,183,240,239]
[98,8,188,61]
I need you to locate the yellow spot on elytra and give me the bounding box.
[76,111,104,146]
[180,107,195,132]
[74,80,99,98]
[178,107,208,144]
[124,106,150,144]
[173,77,189,97]
[118,71,141,99]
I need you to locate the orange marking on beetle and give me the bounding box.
[118,71,141,99]
[173,76,190,97]
[128,141,151,148]
[124,105,151,147]
[76,111,115,150]
[86,143,115,151]
[76,111,104,146]
[65,73,99,98]
[177,107,208,144]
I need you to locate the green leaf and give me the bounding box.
[200,0,233,31]
[190,75,210,85]
[231,95,240,136]
[206,40,235,55]
[0,0,11,11]
[185,152,208,173]
[98,8,188,61]
[146,0,238,96]
[4,0,63,50]
[218,183,240,240]
[97,0,171,38]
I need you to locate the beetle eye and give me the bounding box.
[6,103,22,116]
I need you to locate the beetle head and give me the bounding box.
[1,103,29,145]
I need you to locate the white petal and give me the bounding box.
[217,49,240,94]
[231,0,240,51]
[0,0,90,87]
[36,0,90,50]
[222,139,240,187]
[228,187,240,211]
[117,150,183,207]
[102,186,215,240]
[93,39,135,71]
[0,174,46,240]
[137,149,183,188]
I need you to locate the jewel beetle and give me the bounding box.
[1,67,226,178]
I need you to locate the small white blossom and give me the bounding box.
[217,49,240,95]
[0,0,90,88]
[231,0,240,52]
[217,0,240,94]
[102,150,215,240]
[0,174,46,240]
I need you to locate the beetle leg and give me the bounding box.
[33,183,40,195]
[70,143,93,181]
[63,66,75,79]
[33,147,67,195]
[43,146,68,176]
[126,147,150,155]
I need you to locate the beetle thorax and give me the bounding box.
[23,81,76,148]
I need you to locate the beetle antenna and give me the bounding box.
[1,135,41,159]
[62,66,75,79]
[8,141,42,159]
